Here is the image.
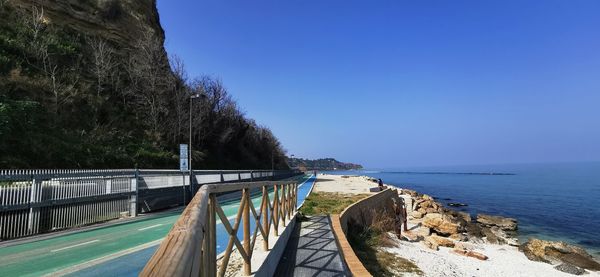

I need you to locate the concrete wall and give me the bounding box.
[339,188,401,234]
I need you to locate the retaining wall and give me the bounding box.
[332,188,403,277]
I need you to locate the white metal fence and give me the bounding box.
[0,169,299,240]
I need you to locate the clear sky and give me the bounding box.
[156,1,600,168]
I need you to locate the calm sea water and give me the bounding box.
[324,162,600,255]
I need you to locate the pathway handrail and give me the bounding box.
[141,180,299,277]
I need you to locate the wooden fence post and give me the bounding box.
[273,185,279,236]
[243,188,251,275]
[208,194,217,276]
[281,184,286,226]
[262,186,269,251]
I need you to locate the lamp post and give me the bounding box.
[189,93,205,197]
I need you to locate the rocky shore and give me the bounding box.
[397,187,600,276]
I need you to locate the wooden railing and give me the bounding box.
[140,180,298,277]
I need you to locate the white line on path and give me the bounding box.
[137,224,163,231]
[51,240,100,252]
[46,239,164,277]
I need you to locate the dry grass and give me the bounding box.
[299,192,370,215]
[348,211,423,277]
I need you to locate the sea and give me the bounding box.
[324,161,600,256]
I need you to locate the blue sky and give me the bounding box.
[157,1,600,168]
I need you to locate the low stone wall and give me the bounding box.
[339,188,400,234]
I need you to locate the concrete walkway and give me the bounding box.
[275,215,349,277]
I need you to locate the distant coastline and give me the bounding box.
[287,157,362,171]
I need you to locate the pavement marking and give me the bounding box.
[297,174,313,188]
[46,239,164,277]
[51,240,100,252]
[137,224,163,231]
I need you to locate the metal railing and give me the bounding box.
[0,169,300,240]
[141,180,298,277]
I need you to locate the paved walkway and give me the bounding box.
[275,215,349,277]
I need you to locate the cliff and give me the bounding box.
[10,0,165,51]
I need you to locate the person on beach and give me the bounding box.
[378,178,384,191]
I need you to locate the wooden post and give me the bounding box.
[262,186,269,251]
[273,184,279,236]
[243,188,251,275]
[281,185,287,226]
[294,183,298,212]
[208,194,217,277]
[287,184,292,219]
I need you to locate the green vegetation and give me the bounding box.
[0,2,287,169]
[288,157,363,171]
[347,215,423,277]
[299,192,369,215]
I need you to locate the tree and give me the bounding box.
[125,29,172,144]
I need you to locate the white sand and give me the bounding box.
[314,174,378,194]
[384,236,600,277]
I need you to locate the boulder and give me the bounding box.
[401,189,418,197]
[423,194,433,201]
[491,226,519,246]
[476,214,517,231]
[454,242,474,251]
[415,226,431,238]
[481,227,500,244]
[444,209,471,223]
[423,237,439,251]
[402,231,421,242]
[425,207,439,214]
[449,233,468,242]
[554,263,586,275]
[422,213,462,236]
[520,238,600,271]
[453,249,488,261]
[465,222,483,238]
[411,211,424,219]
[427,234,455,248]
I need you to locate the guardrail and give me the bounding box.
[141,180,298,277]
[0,169,300,240]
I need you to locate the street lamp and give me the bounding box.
[189,92,206,197]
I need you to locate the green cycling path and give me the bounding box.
[0,175,311,277]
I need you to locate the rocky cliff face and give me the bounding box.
[10,0,165,54]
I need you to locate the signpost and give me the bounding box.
[180,144,189,172]
[180,144,189,204]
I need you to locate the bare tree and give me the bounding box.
[169,55,190,142]
[88,37,116,98]
[125,29,173,144]
[19,5,64,115]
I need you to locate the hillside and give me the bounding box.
[0,0,288,169]
[287,157,363,171]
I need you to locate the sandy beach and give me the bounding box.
[314,174,378,194]
[318,173,600,277]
